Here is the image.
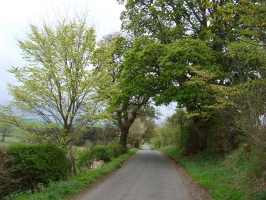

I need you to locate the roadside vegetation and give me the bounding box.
[163,146,250,200]
[7,149,136,200]
[0,143,135,200]
[155,103,266,200]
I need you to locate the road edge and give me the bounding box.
[162,151,213,200]
[70,149,138,200]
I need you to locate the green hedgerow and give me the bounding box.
[7,144,70,191]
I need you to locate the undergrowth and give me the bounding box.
[163,146,252,200]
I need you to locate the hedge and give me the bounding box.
[6,144,69,191]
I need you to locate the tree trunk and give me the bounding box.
[64,127,77,176]
[119,126,129,151]
[68,143,77,175]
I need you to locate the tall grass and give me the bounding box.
[163,146,250,200]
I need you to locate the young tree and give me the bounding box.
[9,19,96,174]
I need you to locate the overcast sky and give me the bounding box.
[0,0,175,123]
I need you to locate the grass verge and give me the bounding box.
[163,146,250,200]
[8,149,136,200]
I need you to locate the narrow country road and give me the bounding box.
[75,148,210,200]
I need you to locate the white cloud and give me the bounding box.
[155,103,177,124]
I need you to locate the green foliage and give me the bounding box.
[77,144,125,169]
[175,80,216,112]
[7,144,69,191]
[253,192,266,200]
[93,34,152,148]
[152,125,179,149]
[179,113,210,154]
[90,145,113,162]
[9,150,136,200]
[121,0,250,45]
[8,19,97,145]
[128,117,155,148]
[93,34,128,109]
[239,1,266,44]
[180,107,239,155]
[76,149,93,170]
[122,38,216,105]
[108,143,125,157]
[164,39,215,66]
[231,80,266,197]
[151,110,183,149]
[154,105,239,155]
[163,146,249,200]
[226,42,266,82]
[0,148,16,199]
[121,37,164,99]
[121,0,185,43]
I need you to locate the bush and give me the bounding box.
[77,144,125,170]
[77,149,93,169]
[233,80,266,196]
[7,144,69,191]
[179,107,240,155]
[90,145,112,162]
[0,148,15,198]
[108,144,125,157]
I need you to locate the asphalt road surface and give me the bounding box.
[75,148,202,200]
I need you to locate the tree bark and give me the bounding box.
[64,127,77,176]
[68,143,77,175]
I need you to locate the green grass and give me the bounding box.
[163,146,250,200]
[7,149,136,200]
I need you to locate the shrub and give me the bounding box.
[0,148,15,198]
[90,145,112,162]
[77,149,93,169]
[179,107,239,155]
[233,80,266,196]
[77,144,124,170]
[7,144,69,191]
[108,144,125,157]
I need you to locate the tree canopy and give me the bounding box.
[9,20,96,137]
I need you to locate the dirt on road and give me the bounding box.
[74,150,212,200]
